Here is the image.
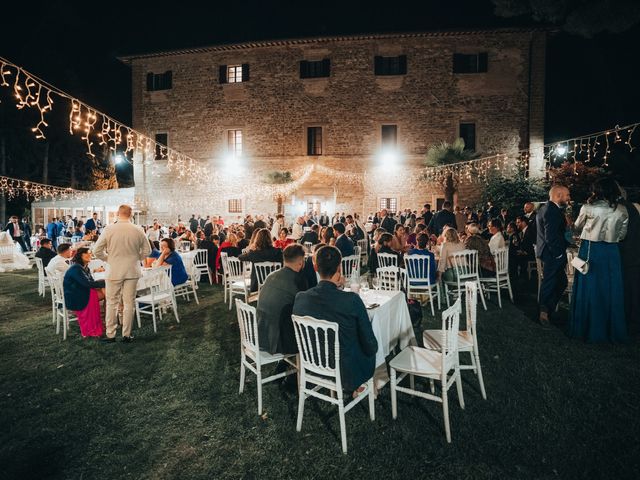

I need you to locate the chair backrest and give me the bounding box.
[357,239,367,254]
[48,272,66,310]
[220,251,229,274]
[377,252,398,268]
[235,299,259,358]
[353,245,361,258]
[146,266,173,296]
[405,254,431,284]
[464,281,478,338]
[566,250,577,277]
[254,262,282,289]
[180,241,192,252]
[193,249,208,268]
[226,257,245,279]
[441,298,462,370]
[341,255,360,280]
[493,247,509,275]
[450,249,478,280]
[35,257,45,278]
[376,266,400,291]
[292,314,341,390]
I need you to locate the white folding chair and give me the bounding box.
[49,272,78,340]
[193,248,213,284]
[405,254,440,315]
[376,266,400,291]
[135,267,180,333]
[35,257,50,297]
[377,252,398,269]
[479,247,513,308]
[174,262,200,304]
[250,261,282,302]
[389,298,464,443]
[220,252,230,303]
[357,239,368,265]
[423,282,486,400]
[341,255,360,281]
[227,257,250,310]
[565,250,576,301]
[442,250,487,310]
[292,314,375,454]
[236,299,297,414]
[353,245,361,260]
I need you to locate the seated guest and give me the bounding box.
[293,246,378,397]
[144,238,162,267]
[257,244,308,354]
[488,218,506,253]
[506,221,520,277]
[301,224,320,245]
[236,230,250,251]
[198,234,220,280]
[366,227,387,273]
[437,227,466,282]
[407,233,437,285]
[391,224,409,253]
[274,228,295,250]
[321,226,335,246]
[239,228,283,292]
[215,232,241,273]
[46,243,74,278]
[63,247,105,338]
[333,223,354,257]
[155,237,188,286]
[71,225,84,243]
[406,223,426,248]
[35,238,57,270]
[376,232,402,266]
[464,224,495,276]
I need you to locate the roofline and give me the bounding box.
[117,27,552,63]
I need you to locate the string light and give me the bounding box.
[0,175,87,201]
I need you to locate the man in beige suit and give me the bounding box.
[94,205,151,342]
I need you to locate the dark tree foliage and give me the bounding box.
[548,161,606,204]
[481,173,548,217]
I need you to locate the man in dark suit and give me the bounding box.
[293,246,378,394]
[523,202,537,239]
[421,204,433,228]
[5,216,28,252]
[319,212,330,227]
[333,223,354,257]
[379,209,396,233]
[22,217,32,251]
[428,201,457,236]
[35,238,57,269]
[536,186,571,326]
[301,224,320,245]
[257,244,307,354]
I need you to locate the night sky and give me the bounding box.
[1,0,639,157]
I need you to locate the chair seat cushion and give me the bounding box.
[136,292,172,303]
[389,346,442,376]
[422,329,473,351]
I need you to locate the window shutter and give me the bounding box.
[478,53,488,72]
[299,60,308,78]
[219,65,227,84]
[398,55,407,75]
[452,54,464,73]
[374,56,383,75]
[146,72,154,91]
[322,58,330,77]
[165,71,172,89]
[242,63,250,82]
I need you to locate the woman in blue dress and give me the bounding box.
[569,178,629,343]
[156,237,188,286]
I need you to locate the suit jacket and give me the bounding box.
[319,215,330,227]
[35,246,57,269]
[46,222,58,239]
[293,281,378,391]
[84,218,97,231]
[380,216,397,233]
[301,231,319,245]
[5,222,25,239]
[257,267,306,354]
[429,209,456,235]
[536,202,567,260]
[93,220,151,280]
[335,234,355,257]
[520,225,536,259]
[238,247,283,292]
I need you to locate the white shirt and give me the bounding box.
[46,255,70,277]
[291,222,304,240]
[489,232,506,253]
[271,221,283,240]
[147,228,160,242]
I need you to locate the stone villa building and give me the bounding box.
[34,28,547,224]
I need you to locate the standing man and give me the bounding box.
[84,212,99,233]
[189,214,198,233]
[94,205,151,343]
[379,209,397,233]
[428,201,456,236]
[46,217,59,249]
[319,212,330,227]
[536,186,571,326]
[21,217,32,251]
[5,216,28,252]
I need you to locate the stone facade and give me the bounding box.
[119,29,547,223]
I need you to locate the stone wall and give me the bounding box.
[122,30,546,222]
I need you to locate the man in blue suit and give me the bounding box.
[333,222,354,257]
[293,246,378,395]
[46,218,59,249]
[536,185,571,326]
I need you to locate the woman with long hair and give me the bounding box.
[274,227,294,250]
[63,247,105,337]
[569,178,628,342]
[239,228,283,292]
[437,227,466,282]
[155,237,189,286]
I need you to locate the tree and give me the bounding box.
[548,161,605,204]
[424,138,480,203]
[481,173,548,218]
[491,0,640,37]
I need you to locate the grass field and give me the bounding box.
[0,269,638,480]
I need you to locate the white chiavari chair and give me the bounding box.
[405,254,440,315]
[442,249,487,310]
[479,247,513,308]
[134,266,179,333]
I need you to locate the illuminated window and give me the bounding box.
[155,133,168,160]
[453,53,488,74]
[379,198,397,213]
[228,199,242,213]
[307,127,322,155]
[220,64,250,83]
[228,65,243,83]
[146,71,172,91]
[227,130,242,156]
[381,125,397,147]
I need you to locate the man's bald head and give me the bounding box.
[549,185,571,207]
[118,204,133,219]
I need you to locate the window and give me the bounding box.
[300,59,331,78]
[146,71,172,91]
[228,199,242,213]
[453,53,488,74]
[307,127,323,155]
[459,123,476,151]
[155,133,168,160]
[381,124,398,147]
[219,64,250,83]
[379,198,397,214]
[227,130,242,156]
[374,55,407,76]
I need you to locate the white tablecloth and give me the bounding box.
[93,268,154,291]
[359,289,417,390]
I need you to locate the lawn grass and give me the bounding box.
[1,269,639,480]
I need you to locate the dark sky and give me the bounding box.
[1,0,639,142]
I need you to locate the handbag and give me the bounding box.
[570,240,591,275]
